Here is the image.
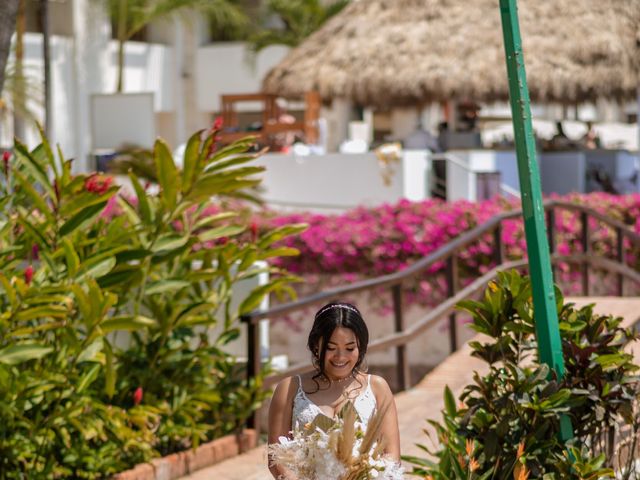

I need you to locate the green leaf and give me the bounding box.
[258,224,307,249]
[595,353,632,371]
[76,364,101,394]
[15,305,69,322]
[97,266,142,289]
[0,343,53,364]
[154,139,179,210]
[208,139,254,163]
[174,302,217,326]
[443,386,457,417]
[186,176,261,202]
[0,273,18,309]
[182,130,203,193]
[23,293,72,306]
[100,315,157,333]
[17,213,50,249]
[237,276,299,315]
[77,339,104,363]
[37,123,60,177]
[59,189,117,218]
[61,238,80,277]
[60,201,108,236]
[204,155,263,174]
[151,233,189,253]
[129,172,153,225]
[198,224,245,243]
[145,280,191,295]
[72,284,93,323]
[115,248,152,262]
[14,140,55,198]
[77,257,117,281]
[193,212,238,230]
[13,170,55,224]
[238,248,258,272]
[117,195,143,226]
[217,328,240,345]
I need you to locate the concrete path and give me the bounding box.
[180,297,640,480]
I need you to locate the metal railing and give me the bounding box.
[241,200,640,412]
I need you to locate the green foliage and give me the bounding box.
[0,125,304,478]
[249,0,349,52]
[107,0,249,91]
[405,271,640,480]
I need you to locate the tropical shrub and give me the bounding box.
[404,271,640,479]
[0,125,304,478]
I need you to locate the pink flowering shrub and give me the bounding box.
[248,193,640,310]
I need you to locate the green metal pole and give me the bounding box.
[498,0,573,441]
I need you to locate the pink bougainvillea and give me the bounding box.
[250,193,640,308]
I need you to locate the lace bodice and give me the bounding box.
[291,374,377,430]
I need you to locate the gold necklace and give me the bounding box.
[328,374,353,385]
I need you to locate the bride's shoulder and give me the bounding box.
[368,374,393,399]
[272,376,299,403]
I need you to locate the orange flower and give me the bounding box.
[514,463,529,480]
[516,441,525,459]
[469,458,480,472]
[465,438,474,457]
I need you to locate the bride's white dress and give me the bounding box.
[291,374,377,430]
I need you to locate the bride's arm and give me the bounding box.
[371,375,401,462]
[268,376,297,480]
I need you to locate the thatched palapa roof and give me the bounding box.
[262,0,640,108]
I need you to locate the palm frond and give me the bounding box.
[249,0,350,52]
[1,60,42,121]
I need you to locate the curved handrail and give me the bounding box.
[262,255,640,388]
[241,199,640,413]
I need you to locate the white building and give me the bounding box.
[1,0,290,172]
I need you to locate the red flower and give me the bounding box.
[24,265,34,285]
[212,116,223,131]
[2,151,10,176]
[250,221,259,242]
[84,174,113,195]
[132,387,143,405]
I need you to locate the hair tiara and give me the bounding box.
[315,304,359,317]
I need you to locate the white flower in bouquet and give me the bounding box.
[269,402,404,480]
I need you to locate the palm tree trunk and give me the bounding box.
[13,0,26,140]
[0,0,19,96]
[39,0,51,137]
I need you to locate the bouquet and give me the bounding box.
[269,402,404,480]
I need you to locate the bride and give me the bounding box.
[267,302,401,479]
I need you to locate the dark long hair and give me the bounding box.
[306,302,369,393]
